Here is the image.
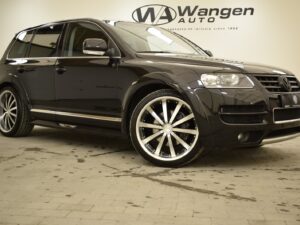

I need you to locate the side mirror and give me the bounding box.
[83,38,108,56]
[205,50,213,57]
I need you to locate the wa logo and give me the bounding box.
[132,4,177,25]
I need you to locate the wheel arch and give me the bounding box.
[121,73,192,134]
[0,80,30,105]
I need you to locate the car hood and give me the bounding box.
[136,53,293,75]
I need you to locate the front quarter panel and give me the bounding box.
[120,59,216,133]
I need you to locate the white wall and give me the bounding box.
[0,0,299,77]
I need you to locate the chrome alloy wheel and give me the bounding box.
[0,90,18,133]
[136,96,199,161]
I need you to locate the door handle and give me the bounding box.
[56,67,67,74]
[17,66,25,73]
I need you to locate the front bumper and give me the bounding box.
[191,87,300,148]
[262,132,300,145]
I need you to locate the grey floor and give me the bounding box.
[0,127,299,225]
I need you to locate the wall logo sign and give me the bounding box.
[132,4,177,25]
[132,4,255,25]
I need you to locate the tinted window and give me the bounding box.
[63,22,109,57]
[8,30,34,58]
[29,24,63,57]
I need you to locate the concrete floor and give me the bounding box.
[0,127,299,225]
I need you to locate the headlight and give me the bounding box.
[200,74,254,88]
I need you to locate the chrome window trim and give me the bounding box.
[271,92,300,94]
[6,20,122,61]
[31,109,122,123]
[273,106,300,124]
[6,56,121,60]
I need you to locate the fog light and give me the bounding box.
[238,132,250,143]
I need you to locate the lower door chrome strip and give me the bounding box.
[31,109,122,122]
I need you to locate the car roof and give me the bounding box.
[17,18,136,34]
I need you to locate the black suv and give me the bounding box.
[1,18,300,167]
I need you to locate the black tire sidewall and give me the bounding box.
[129,89,203,167]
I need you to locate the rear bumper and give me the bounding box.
[190,88,300,148]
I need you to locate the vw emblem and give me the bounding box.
[278,75,292,92]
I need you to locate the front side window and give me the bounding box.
[8,30,34,58]
[63,22,110,57]
[28,24,63,58]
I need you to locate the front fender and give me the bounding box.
[121,71,210,133]
[122,72,185,110]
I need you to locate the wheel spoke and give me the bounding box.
[162,99,168,123]
[172,114,194,127]
[167,134,176,158]
[172,128,198,135]
[0,120,4,130]
[9,99,16,108]
[147,107,164,125]
[0,113,5,121]
[7,115,15,128]
[155,133,167,156]
[171,132,191,150]
[7,115,13,129]
[4,114,9,130]
[0,99,6,110]
[10,112,17,118]
[7,95,13,108]
[169,102,182,124]
[142,130,164,144]
[138,122,163,130]
[0,118,4,130]
[10,106,17,112]
[5,94,10,110]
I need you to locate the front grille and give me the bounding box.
[254,74,300,93]
[219,105,267,124]
[274,107,300,123]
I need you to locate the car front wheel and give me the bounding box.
[130,89,203,167]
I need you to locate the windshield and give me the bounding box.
[106,22,206,55]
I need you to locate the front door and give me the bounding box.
[55,22,122,127]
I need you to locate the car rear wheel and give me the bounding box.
[130,89,203,167]
[0,87,33,137]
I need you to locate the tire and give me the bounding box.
[130,89,203,167]
[0,87,34,137]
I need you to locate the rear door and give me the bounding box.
[7,24,64,120]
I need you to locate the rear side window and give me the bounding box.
[8,30,34,58]
[29,24,63,58]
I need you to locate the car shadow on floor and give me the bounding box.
[30,127,133,152]
[193,146,288,168]
[29,127,290,168]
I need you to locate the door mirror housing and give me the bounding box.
[205,50,213,57]
[83,38,108,56]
